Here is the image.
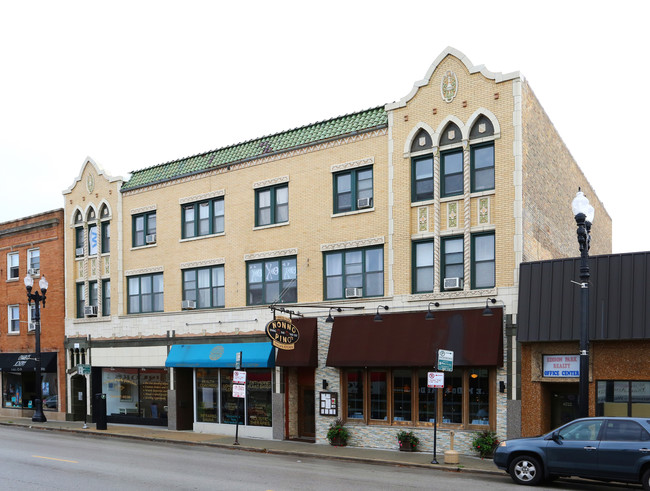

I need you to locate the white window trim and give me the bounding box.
[8,305,19,334]
[7,252,19,281]
[27,247,40,272]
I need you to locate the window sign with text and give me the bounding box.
[543,355,579,378]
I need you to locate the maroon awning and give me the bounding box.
[275,318,318,367]
[326,308,503,367]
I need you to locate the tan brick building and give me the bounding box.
[0,209,66,420]
[62,48,610,451]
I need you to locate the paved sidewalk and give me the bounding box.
[0,416,501,476]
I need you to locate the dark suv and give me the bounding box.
[494,417,650,488]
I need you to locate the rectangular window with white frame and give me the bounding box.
[27,248,40,275]
[7,252,19,280]
[28,304,36,332]
[8,305,20,333]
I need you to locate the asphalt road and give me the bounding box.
[0,426,640,490]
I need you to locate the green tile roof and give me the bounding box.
[121,105,388,191]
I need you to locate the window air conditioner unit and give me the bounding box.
[357,197,372,209]
[28,322,36,332]
[76,247,84,257]
[84,305,98,317]
[145,234,157,244]
[443,277,463,290]
[345,287,363,298]
[27,268,39,276]
[182,300,196,310]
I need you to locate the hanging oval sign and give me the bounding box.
[265,316,299,350]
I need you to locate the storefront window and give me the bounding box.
[343,367,493,428]
[101,368,168,421]
[469,368,489,425]
[3,370,58,410]
[346,369,364,419]
[442,369,463,424]
[197,368,219,423]
[597,380,650,417]
[370,370,387,420]
[247,370,272,427]
[220,370,239,424]
[417,369,436,423]
[393,369,412,422]
[3,372,27,408]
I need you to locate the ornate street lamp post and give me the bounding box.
[572,189,595,418]
[24,274,49,423]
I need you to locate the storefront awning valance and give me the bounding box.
[326,309,503,367]
[0,352,58,372]
[276,318,318,367]
[165,342,274,368]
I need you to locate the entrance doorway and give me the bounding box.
[297,368,315,439]
[550,384,579,429]
[70,375,87,421]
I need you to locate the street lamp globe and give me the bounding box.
[24,274,34,290]
[39,275,48,294]
[572,190,595,223]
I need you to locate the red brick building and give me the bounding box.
[0,209,66,420]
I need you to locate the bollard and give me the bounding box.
[444,430,459,464]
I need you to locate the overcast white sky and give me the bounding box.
[1,1,647,253]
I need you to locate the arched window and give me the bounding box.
[99,204,111,254]
[440,122,463,198]
[410,129,434,202]
[469,115,495,193]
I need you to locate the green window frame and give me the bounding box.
[324,246,384,300]
[333,166,373,213]
[441,149,463,198]
[89,280,98,308]
[132,211,157,247]
[470,143,495,192]
[255,184,288,227]
[411,155,434,202]
[76,283,85,319]
[247,256,296,305]
[183,265,225,309]
[441,236,464,290]
[127,273,164,313]
[75,227,85,257]
[102,279,111,316]
[101,221,110,253]
[182,197,225,239]
[412,240,434,293]
[471,232,495,289]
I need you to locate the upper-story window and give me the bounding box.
[76,283,85,319]
[88,223,98,255]
[334,166,373,213]
[8,306,20,333]
[133,211,157,247]
[472,233,495,289]
[7,252,19,280]
[100,205,110,254]
[412,155,434,202]
[255,184,288,227]
[441,149,463,198]
[410,128,434,203]
[183,265,225,308]
[27,249,40,275]
[128,273,164,313]
[324,246,383,300]
[412,240,434,293]
[441,236,464,291]
[75,225,85,257]
[102,279,111,316]
[247,256,296,305]
[470,115,496,193]
[182,197,224,239]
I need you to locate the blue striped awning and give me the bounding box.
[165,342,274,368]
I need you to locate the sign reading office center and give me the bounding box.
[265,316,299,350]
[543,355,580,378]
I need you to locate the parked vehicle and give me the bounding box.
[493,417,650,488]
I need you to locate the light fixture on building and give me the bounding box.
[24,273,49,423]
[326,307,341,323]
[482,297,497,316]
[572,188,595,418]
[425,302,440,321]
[374,305,389,322]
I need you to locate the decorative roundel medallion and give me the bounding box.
[209,345,225,361]
[86,173,95,193]
[441,70,458,103]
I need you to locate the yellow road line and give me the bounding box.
[33,455,78,463]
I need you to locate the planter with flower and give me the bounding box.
[471,429,499,459]
[396,430,419,452]
[326,418,349,446]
